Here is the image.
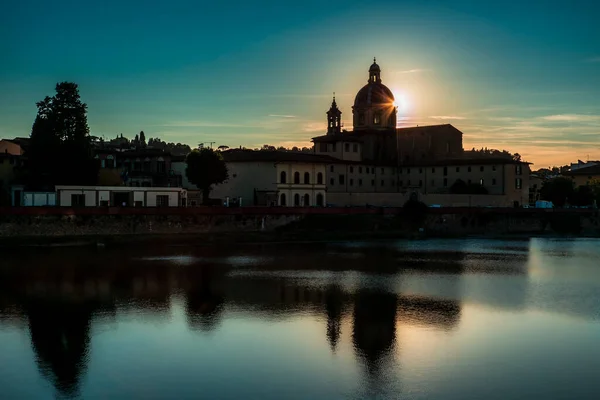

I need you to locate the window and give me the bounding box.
[280,171,287,184]
[399,180,403,187]
[407,180,411,186]
[100,200,109,207]
[399,168,403,174]
[280,194,287,206]
[350,166,354,173]
[374,114,381,124]
[339,175,345,185]
[317,172,323,184]
[381,180,385,186]
[516,178,522,189]
[381,168,385,174]
[316,193,324,207]
[330,165,334,172]
[303,194,310,206]
[101,160,105,168]
[431,179,435,187]
[456,167,460,172]
[330,178,334,185]
[359,167,363,174]
[359,179,363,186]
[492,178,497,185]
[144,159,151,171]
[358,113,365,125]
[480,179,485,186]
[516,165,522,175]
[320,143,327,152]
[294,194,300,206]
[468,179,472,185]
[432,168,436,173]
[106,156,115,169]
[372,168,376,175]
[71,194,85,207]
[294,172,300,184]
[443,167,448,176]
[419,168,423,174]
[480,166,484,172]
[134,201,143,207]
[156,195,169,207]
[353,144,358,152]
[332,143,337,152]
[468,166,472,172]
[492,165,497,171]
[443,178,448,187]
[304,172,310,184]
[407,168,411,174]
[419,180,423,187]
[350,179,354,186]
[157,160,166,173]
[391,179,395,186]
[134,161,142,171]
[345,143,350,152]
[371,179,375,186]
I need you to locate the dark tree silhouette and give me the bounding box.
[185,148,229,204]
[28,82,97,189]
[540,177,575,207]
[139,131,146,147]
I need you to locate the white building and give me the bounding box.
[55,186,187,207]
[211,150,332,206]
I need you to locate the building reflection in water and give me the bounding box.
[0,244,466,398]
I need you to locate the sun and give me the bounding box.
[392,90,409,113]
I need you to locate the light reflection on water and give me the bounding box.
[0,238,599,400]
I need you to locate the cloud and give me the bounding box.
[429,115,466,120]
[396,69,429,74]
[539,114,600,122]
[586,56,600,63]
[268,114,297,118]
[162,121,253,128]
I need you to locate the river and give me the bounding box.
[1,238,599,399]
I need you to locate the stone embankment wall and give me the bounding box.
[0,207,599,241]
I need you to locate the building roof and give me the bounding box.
[311,134,364,143]
[565,164,600,176]
[396,124,463,136]
[221,150,344,164]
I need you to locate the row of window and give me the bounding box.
[327,177,502,188]
[280,171,324,185]
[326,165,527,176]
[320,143,360,153]
[280,193,325,207]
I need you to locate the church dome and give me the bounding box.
[352,58,397,130]
[354,82,395,107]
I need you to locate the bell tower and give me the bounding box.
[326,93,342,135]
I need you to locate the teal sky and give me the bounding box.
[1,0,599,166]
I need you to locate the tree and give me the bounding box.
[539,177,575,207]
[185,148,228,205]
[28,82,97,189]
[139,131,146,147]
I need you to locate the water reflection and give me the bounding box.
[1,238,599,399]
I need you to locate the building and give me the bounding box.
[55,186,187,207]
[0,139,24,155]
[211,150,332,206]
[565,164,600,187]
[94,148,182,188]
[312,60,463,165]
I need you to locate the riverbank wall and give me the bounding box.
[1,207,599,245]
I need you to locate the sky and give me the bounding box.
[1,0,599,167]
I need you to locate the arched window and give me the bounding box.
[280,193,286,206]
[374,114,381,125]
[304,172,310,184]
[280,171,287,184]
[294,172,300,184]
[294,194,300,206]
[316,193,324,207]
[317,172,323,184]
[303,194,310,206]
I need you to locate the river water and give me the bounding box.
[1,238,599,400]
